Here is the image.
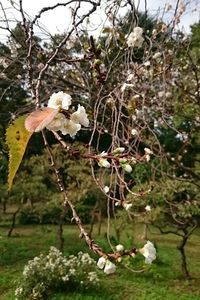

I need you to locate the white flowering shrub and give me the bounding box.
[15,247,100,300]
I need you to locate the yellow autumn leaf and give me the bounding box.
[6,115,33,191]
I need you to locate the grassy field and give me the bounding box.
[0,223,200,300]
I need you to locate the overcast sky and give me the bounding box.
[0,0,199,42]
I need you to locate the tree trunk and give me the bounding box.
[141,223,148,240]
[3,199,6,213]
[7,206,21,237]
[58,222,65,252]
[97,210,102,236]
[89,214,95,236]
[177,234,190,278]
[89,202,99,236]
[58,203,68,252]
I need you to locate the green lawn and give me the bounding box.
[0,224,200,300]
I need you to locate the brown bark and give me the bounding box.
[57,204,68,252]
[141,223,148,240]
[7,206,21,237]
[89,202,102,236]
[2,199,6,213]
[177,230,190,279]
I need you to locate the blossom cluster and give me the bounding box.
[97,257,117,275]
[127,27,144,48]
[97,241,156,275]
[144,147,153,162]
[15,247,99,300]
[47,91,89,137]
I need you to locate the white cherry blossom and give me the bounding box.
[97,257,106,269]
[144,148,153,155]
[152,52,161,60]
[144,61,150,67]
[140,241,156,264]
[131,129,138,136]
[145,154,151,162]
[98,158,111,168]
[104,260,116,275]
[112,147,125,155]
[121,83,134,92]
[145,205,151,212]
[100,151,108,157]
[104,186,110,193]
[61,120,81,137]
[46,113,66,132]
[71,104,89,127]
[116,244,124,252]
[123,164,132,173]
[127,27,144,48]
[48,91,72,110]
[124,203,132,211]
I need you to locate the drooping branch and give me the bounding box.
[42,129,139,260]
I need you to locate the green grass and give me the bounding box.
[0,224,200,300]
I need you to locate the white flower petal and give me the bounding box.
[124,203,132,211]
[145,154,151,162]
[140,241,156,264]
[104,186,110,193]
[71,104,89,127]
[123,164,132,173]
[144,148,153,154]
[112,147,125,155]
[97,257,106,269]
[100,151,108,157]
[131,129,138,136]
[152,52,161,60]
[144,61,150,67]
[61,120,81,137]
[127,27,144,48]
[98,158,111,168]
[116,244,124,252]
[48,91,72,110]
[134,27,143,35]
[46,113,66,132]
[145,205,151,212]
[104,261,116,275]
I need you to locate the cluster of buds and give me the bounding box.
[144,148,153,162]
[97,241,156,275]
[97,257,117,275]
[96,146,153,172]
[97,147,133,173]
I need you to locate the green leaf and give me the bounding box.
[6,115,33,191]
